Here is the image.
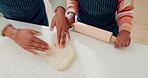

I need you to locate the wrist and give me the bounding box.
[56,6,65,14]
[120,30,131,35]
[12,28,20,42]
[3,25,16,38]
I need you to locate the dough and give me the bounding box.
[46,43,77,71]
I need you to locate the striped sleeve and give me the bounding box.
[0,13,11,37]
[49,0,67,12]
[66,0,79,14]
[117,0,134,33]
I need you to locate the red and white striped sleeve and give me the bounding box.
[117,0,135,33]
[66,0,79,15]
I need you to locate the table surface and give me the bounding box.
[0,20,148,78]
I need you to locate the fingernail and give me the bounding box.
[35,53,40,55]
[50,28,53,31]
[60,44,64,48]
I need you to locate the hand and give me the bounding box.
[50,7,71,48]
[115,30,131,48]
[15,29,50,55]
[3,25,49,55]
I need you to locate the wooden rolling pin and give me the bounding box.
[72,22,116,43]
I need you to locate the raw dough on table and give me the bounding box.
[46,43,77,71]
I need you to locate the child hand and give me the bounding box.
[115,30,131,48]
[50,7,71,48]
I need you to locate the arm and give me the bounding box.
[117,0,134,33]
[49,0,78,48]
[66,0,79,26]
[49,0,71,48]
[0,13,49,55]
[115,0,134,48]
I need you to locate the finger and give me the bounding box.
[30,29,42,36]
[127,41,130,47]
[50,17,55,31]
[118,40,123,48]
[26,49,40,55]
[120,39,125,47]
[122,41,126,47]
[124,38,129,47]
[32,36,49,46]
[57,28,62,46]
[67,31,71,40]
[125,41,129,47]
[60,31,66,48]
[126,39,131,47]
[28,45,49,52]
[29,41,50,50]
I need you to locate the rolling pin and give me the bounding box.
[71,22,116,43]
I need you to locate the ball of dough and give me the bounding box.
[46,43,77,71]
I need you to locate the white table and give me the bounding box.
[0,20,148,78]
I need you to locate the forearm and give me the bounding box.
[117,16,133,33]
[117,0,134,33]
[0,13,12,37]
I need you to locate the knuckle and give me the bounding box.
[23,46,28,49]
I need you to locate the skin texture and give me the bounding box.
[50,7,73,48]
[3,25,50,55]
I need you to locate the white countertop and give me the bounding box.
[0,20,148,78]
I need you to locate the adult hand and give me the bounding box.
[3,25,50,55]
[50,7,71,48]
[15,29,50,55]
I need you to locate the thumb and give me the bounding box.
[50,16,56,31]
[29,29,42,36]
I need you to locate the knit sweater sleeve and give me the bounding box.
[66,0,79,15]
[117,0,134,33]
[0,13,11,37]
[49,0,67,12]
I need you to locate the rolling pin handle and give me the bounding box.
[110,36,117,42]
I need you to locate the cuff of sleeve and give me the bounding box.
[0,14,11,37]
[67,8,77,15]
[49,0,67,12]
[119,24,132,33]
